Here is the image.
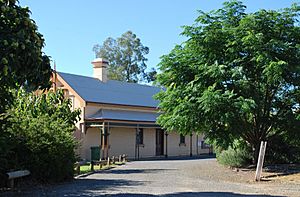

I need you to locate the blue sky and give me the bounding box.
[20,0,297,77]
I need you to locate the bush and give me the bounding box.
[6,89,80,182]
[266,135,300,164]
[17,115,77,182]
[217,147,252,168]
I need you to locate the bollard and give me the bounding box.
[119,155,122,163]
[91,161,94,171]
[107,157,110,166]
[75,162,80,174]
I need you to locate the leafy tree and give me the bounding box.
[155,1,300,163]
[93,31,156,83]
[7,89,80,182]
[0,0,51,106]
[0,0,52,181]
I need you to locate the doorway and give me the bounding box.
[156,129,164,156]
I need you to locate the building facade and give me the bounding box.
[55,58,211,161]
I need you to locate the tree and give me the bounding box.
[93,31,156,83]
[155,1,300,163]
[0,0,51,129]
[0,0,52,103]
[0,0,52,183]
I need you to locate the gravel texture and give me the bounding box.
[3,157,300,196]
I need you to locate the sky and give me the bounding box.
[19,0,298,77]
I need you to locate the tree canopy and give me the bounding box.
[0,0,51,111]
[93,31,156,83]
[0,0,52,183]
[155,1,300,163]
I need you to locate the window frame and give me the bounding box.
[179,134,186,145]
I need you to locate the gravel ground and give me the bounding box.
[2,157,300,197]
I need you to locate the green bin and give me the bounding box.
[90,146,100,161]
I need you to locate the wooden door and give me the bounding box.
[156,129,164,156]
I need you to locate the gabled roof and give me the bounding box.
[86,109,159,122]
[58,72,160,108]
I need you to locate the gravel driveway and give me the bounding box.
[4,157,300,196]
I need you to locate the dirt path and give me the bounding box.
[3,158,300,196]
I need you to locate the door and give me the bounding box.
[156,129,164,156]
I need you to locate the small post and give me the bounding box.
[91,161,94,171]
[119,155,122,163]
[112,156,115,164]
[75,162,80,174]
[190,133,193,157]
[255,141,267,181]
[122,154,126,162]
[107,157,110,166]
[165,132,168,158]
[9,179,14,188]
[196,135,199,155]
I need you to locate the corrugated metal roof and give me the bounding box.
[58,72,160,107]
[86,109,159,122]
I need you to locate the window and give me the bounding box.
[136,128,144,145]
[179,134,185,144]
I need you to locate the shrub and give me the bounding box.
[266,135,300,164]
[7,89,80,182]
[18,115,77,181]
[217,147,252,168]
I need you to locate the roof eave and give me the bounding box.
[86,100,159,110]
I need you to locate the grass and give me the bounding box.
[75,162,125,175]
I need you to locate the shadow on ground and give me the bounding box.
[99,168,174,174]
[135,154,216,161]
[1,179,145,196]
[2,178,285,197]
[263,164,300,179]
[61,192,284,197]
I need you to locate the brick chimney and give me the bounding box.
[92,58,108,82]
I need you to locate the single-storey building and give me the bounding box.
[55,58,211,161]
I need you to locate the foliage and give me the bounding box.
[155,1,300,164]
[0,0,51,109]
[265,135,300,164]
[93,31,156,83]
[6,89,80,182]
[217,147,252,168]
[0,0,52,184]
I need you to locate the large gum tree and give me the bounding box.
[93,31,156,83]
[155,1,300,163]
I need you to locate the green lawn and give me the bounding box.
[75,162,124,175]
